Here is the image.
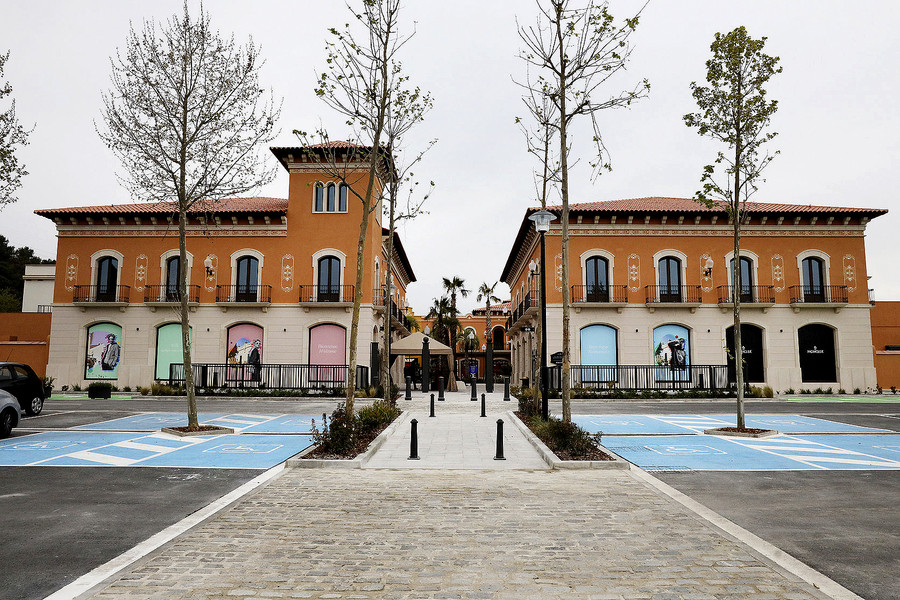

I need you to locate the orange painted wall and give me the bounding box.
[0,313,51,376]
[871,301,900,388]
[50,166,404,306]
[508,221,871,306]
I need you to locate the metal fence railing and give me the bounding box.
[571,284,629,303]
[716,285,775,304]
[215,285,272,303]
[144,284,201,303]
[73,284,131,303]
[644,285,702,304]
[167,363,370,390]
[562,364,729,391]
[789,285,848,304]
[299,284,355,303]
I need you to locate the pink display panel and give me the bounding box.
[309,324,346,385]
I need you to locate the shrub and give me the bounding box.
[73,384,82,392]
[854,388,862,395]
[137,386,151,396]
[150,382,184,396]
[123,386,131,392]
[356,399,401,435]
[785,388,795,395]
[311,403,356,455]
[524,414,601,458]
[891,386,897,395]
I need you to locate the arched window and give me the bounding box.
[585,256,609,302]
[798,324,836,382]
[801,257,826,302]
[96,256,119,302]
[726,324,764,383]
[236,255,259,302]
[658,256,682,302]
[314,182,325,212]
[86,322,122,380]
[339,183,349,212]
[156,323,191,380]
[317,256,341,301]
[492,326,505,350]
[165,256,181,301]
[326,183,336,212]
[730,256,754,302]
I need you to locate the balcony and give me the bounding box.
[372,287,408,332]
[506,289,538,335]
[72,285,131,311]
[299,284,355,311]
[789,285,849,313]
[144,285,201,312]
[215,285,272,311]
[571,285,628,312]
[644,285,702,312]
[716,285,775,313]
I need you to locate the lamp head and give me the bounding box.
[528,209,554,233]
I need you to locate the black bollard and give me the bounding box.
[494,419,506,460]
[503,376,510,401]
[481,393,486,418]
[470,375,477,401]
[409,418,420,460]
[430,393,435,418]
[438,376,445,401]
[405,376,412,401]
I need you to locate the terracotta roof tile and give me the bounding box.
[540,196,887,215]
[36,197,288,218]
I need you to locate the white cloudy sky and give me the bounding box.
[2,0,898,314]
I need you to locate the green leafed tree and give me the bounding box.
[98,2,280,430]
[518,0,649,422]
[0,50,32,207]
[442,276,469,391]
[684,26,781,429]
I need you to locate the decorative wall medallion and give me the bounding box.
[65,254,78,291]
[554,253,563,292]
[772,254,785,292]
[700,253,714,292]
[134,254,148,290]
[281,254,295,291]
[627,254,641,292]
[843,254,857,292]
[204,255,218,291]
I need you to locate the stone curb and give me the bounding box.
[160,425,234,437]
[285,410,410,469]
[507,411,631,470]
[704,427,780,438]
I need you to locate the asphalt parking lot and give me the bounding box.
[1,395,897,600]
[1,395,339,600]
[562,399,900,600]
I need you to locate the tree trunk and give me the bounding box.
[733,139,745,429]
[179,201,197,430]
[382,197,395,404]
[555,4,571,423]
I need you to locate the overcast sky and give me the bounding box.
[2,0,898,314]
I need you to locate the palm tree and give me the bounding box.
[442,276,469,391]
[457,327,479,381]
[426,296,454,347]
[477,281,502,392]
[403,312,419,333]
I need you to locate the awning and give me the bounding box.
[390,331,453,355]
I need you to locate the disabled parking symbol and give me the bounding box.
[202,443,283,454]
[647,445,727,456]
[1,441,85,451]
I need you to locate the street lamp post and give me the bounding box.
[529,209,554,420]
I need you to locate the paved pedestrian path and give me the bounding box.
[364,387,548,470]
[81,386,843,600]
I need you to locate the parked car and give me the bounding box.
[0,362,46,416]
[0,389,21,438]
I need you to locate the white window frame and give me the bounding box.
[579,249,616,288]
[230,249,264,289]
[90,249,124,294]
[796,249,831,288]
[724,249,759,288]
[160,249,193,286]
[312,181,350,214]
[312,248,347,300]
[652,249,688,291]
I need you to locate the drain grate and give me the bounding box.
[642,465,694,472]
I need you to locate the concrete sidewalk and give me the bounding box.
[363,387,547,470]
[80,387,850,600]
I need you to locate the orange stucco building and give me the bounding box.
[501,198,887,393]
[871,301,900,389]
[35,143,414,389]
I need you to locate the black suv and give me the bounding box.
[0,362,46,416]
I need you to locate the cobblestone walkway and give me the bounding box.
[93,468,830,600]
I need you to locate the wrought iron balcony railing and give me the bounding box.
[73,284,131,303]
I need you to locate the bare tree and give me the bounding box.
[98,2,280,430]
[684,26,781,429]
[517,81,560,413]
[518,0,649,422]
[0,50,32,207]
[296,0,428,416]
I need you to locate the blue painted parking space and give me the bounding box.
[603,433,900,471]
[574,414,888,435]
[0,431,313,469]
[75,412,318,433]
